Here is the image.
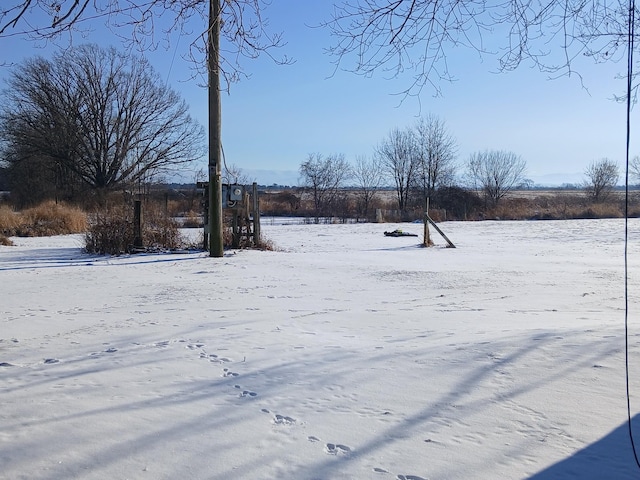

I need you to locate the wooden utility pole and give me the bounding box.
[208,0,224,257]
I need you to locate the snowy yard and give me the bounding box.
[2,219,640,479]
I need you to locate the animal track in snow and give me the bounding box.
[396,475,426,480]
[273,414,296,425]
[324,443,351,455]
[200,352,232,363]
[239,390,257,398]
[222,368,239,377]
[43,358,59,364]
[307,436,320,443]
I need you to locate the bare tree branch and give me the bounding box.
[0,0,292,91]
[324,0,638,98]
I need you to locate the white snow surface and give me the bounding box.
[3,219,640,479]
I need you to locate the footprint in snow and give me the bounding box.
[325,443,351,455]
[273,414,296,425]
[201,353,231,363]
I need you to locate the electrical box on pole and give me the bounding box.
[198,182,261,249]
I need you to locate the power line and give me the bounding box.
[624,0,640,470]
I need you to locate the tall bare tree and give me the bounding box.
[352,155,384,220]
[413,115,457,204]
[299,152,351,222]
[584,158,619,202]
[325,1,639,97]
[467,150,526,207]
[0,44,204,200]
[376,127,417,212]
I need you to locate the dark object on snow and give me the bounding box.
[384,229,418,237]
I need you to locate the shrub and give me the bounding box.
[143,204,182,250]
[85,201,184,255]
[254,236,277,251]
[84,205,134,254]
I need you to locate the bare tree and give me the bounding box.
[0,44,204,200]
[629,156,640,185]
[223,164,254,185]
[325,1,638,97]
[299,153,351,222]
[0,1,290,91]
[413,115,457,204]
[584,158,619,202]
[467,150,526,207]
[376,127,417,212]
[352,155,384,221]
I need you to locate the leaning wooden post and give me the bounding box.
[423,197,433,247]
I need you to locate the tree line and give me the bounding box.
[297,114,528,222]
[0,42,629,216]
[297,120,632,222]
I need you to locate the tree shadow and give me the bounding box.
[526,415,640,479]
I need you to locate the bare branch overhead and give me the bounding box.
[0,0,292,90]
[324,0,636,97]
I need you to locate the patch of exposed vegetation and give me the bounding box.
[0,202,87,238]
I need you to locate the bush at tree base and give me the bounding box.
[84,203,182,255]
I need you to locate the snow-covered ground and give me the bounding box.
[2,219,640,479]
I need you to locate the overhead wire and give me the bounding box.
[625,0,640,470]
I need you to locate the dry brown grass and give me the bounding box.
[254,235,278,251]
[0,201,87,237]
[85,201,184,255]
[0,205,22,235]
[480,194,626,220]
[0,233,14,246]
[181,210,203,228]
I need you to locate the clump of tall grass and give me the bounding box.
[0,205,21,236]
[0,234,13,246]
[0,202,87,238]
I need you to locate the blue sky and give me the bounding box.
[0,1,634,186]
